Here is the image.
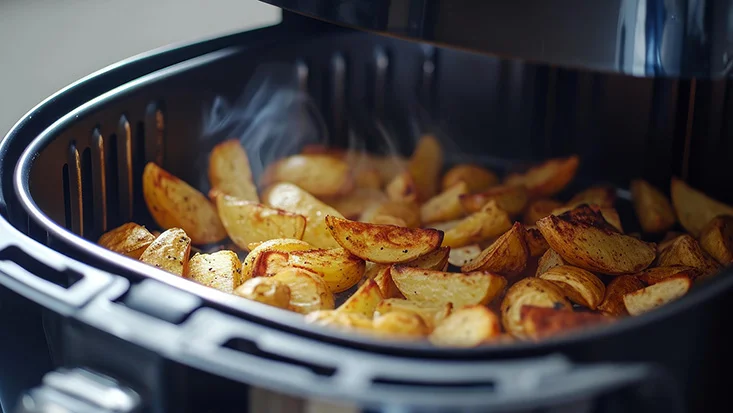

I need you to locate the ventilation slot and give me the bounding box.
[133,121,147,222]
[327,53,348,144]
[223,338,336,378]
[81,148,94,238]
[106,133,120,227]
[62,164,72,231]
[371,377,496,390]
[0,246,83,289]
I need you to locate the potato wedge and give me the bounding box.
[461,222,529,277]
[391,265,507,308]
[597,275,644,316]
[367,154,409,186]
[261,154,354,197]
[286,248,365,293]
[630,179,675,233]
[372,265,404,299]
[373,312,430,339]
[142,163,226,244]
[408,134,443,201]
[525,226,549,257]
[386,171,418,204]
[635,266,699,285]
[538,265,605,309]
[215,194,306,250]
[337,279,383,317]
[442,201,512,248]
[699,215,733,265]
[520,306,613,340]
[264,183,343,249]
[326,216,443,264]
[234,277,291,309]
[361,200,421,228]
[623,275,692,316]
[139,228,191,276]
[354,167,382,190]
[551,205,623,233]
[459,184,529,216]
[98,222,155,259]
[656,234,720,279]
[304,310,374,331]
[537,210,655,275]
[523,199,563,225]
[504,155,580,197]
[536,249,566,276]
[420,181,469,224]
[241,238,313,280]
[442,164,499,193]
[448,244,482,267]
[428,219,462,233]
[500,278,571,339]
[271,267,335,314]
[375,298,452,330]
[208,139,259,202]
[251,250,291,278]
[671,177,733,236]
[429,306,501,347]
[323,188,387,220]
[566,185,616,209]
[186,250,243,293]
[404,246,450,271]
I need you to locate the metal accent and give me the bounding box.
[117,116,134,221]
[90,129,107,233]
[66,143,83,236]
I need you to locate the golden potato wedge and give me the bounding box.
[241,238,313,280]
[427,219,462,233]
[391,265,507,308]
[186,250,243,293]
[386,171,418,204]
[337,279,383,317]
[671,177,733,236]
[500,277,571,339]
[360,200,421,228]
[404,246,450,271]
[326,216,442,264]
[364,262,388,280]
[536,249,566,276]
[504,155,580,198]
[420,181,469,224]
[441,164,499,193]
[98,222,155,259]
[208,139,259,202]
[429,306,501,347]
[461,222,529,277]
[566,185,616,209]
[448,244,482,267]
[373,311,430,339]
[459,184,529,216]
[699,215,733,265]
[408,134,443,201]
[597,275,645,316]
[372,265,404,299]
[261,154,354,197]
[234,277,291,309]
[442,200,512,248]
[215,194,306,250]
[537,210,655,275]
[519,306,613,341]
[523,198,564,225]
[304,310,374,331]
[286,248,365,293]
[551,205,623,233]
[371,215,408,227]
[538,265,605,309]
[271,267,335,314]
[139,228,191,276]
[354,167,382,190]
[623,275,692,316]
[322,188,387,220]
[142,163,226,244]
[375,298,452,330]
[367,154,409,186]
[630,179,675,233]
[635,266,699,285]
[656,234,720,279]
[264,183,343,249]
[525,226,549,257]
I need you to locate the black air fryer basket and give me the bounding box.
[2,1,733,412]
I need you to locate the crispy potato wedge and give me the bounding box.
[538,265,605,309]
[186,250,243,293]
[635,266,698,285]
[361,200,421,228]
[656,234,720,279]
[525,226,549,257]
[241,238,312,280]
[520,306,613,341]
[262,154,354,197]
[271,268,335,314]
[286,248,366,293]
[566,185,616,209]
[623,275,692,316]
[234,277,291,309]
[537,210,655,275]
[304,310,374,331]
[371,265,404,299]
[597,275,644,316]
[420,181,469,224]
[500,278,571,339]
[337,279,383,317]
[139,228,191,276]
[208,139,259,202]
[264,182,343,249]
[142,163,226,244]
[408,134,443,201]
[459,184,529,216]
[427,219,462,233]
[504,155,580,198]
[536,249,566,276]
[671,177,733,236]
[404,246,450,271]
[448,244,482,267]
[391,265,507,308]
[551,205,623,233]
[98,222,155,259]
[442,164,499,193]
[442,201,512,248]
[461,222,529,277]
[323,188,387,220]
[630,179,675,233]
[375,298,452,330]
[386,171,419,204]
[699,215,733,265]
[429,306,501,347]
[373,312,430,339]
[523,198,564,225]
[326,216,443,264]
[215,194,306,250]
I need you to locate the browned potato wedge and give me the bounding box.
[304,310,374,331]
[538,265,605,309]
[139,228,191,276]
[271,267,335,314]
[504,155,580,198]
[500,278,571,339]
[367,154,409,186]
[234,277,291,309]
[656,234,720,279]
[550,205,623,233]
[361,200,421,228]
[408,134,443,201]
[448,244,482,267]
[523,199,564,225]
[208,139,259,202]
[442,164,499,193]
[186,250,243,293]
[459,184,529,216]
[372,265,404,299]
[635,266,699,285]
[699,215,733,265]
[262,154,354,197]
[391,265,507,308]
[567,185,616,209]
[98,222,155,259]
[326,216,443,264]
[429,306,501,347]
[322,188,387,220]
[337,279,383,317]
[525,226,549,257]
[373,312,430,339]
[537,209,655,275]
[623,275,692,316]
[375,298,452,330]
[386,171,418,204]
[251,250,290,278]
[286,248,366,293]
[404,246,450,271]
[442,201,512,248]
[519,306,613,341]
[142,163,226,244]
[461,222,529,277]
[241,238,312,280]
[671,177,733,236]
[630,179,675,233]
[597,275,644,316]
[264,183,343,248]
[354,167,382,190]
[420,182,469,224]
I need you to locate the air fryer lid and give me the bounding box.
[262,0,733,79]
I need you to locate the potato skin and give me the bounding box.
[597,275,644,316]
[630,179,675,233]
[208,139,259,202]
[429,306,501,347]
[538,265,606,310]
[519,306,613,340]
[656,234,720,280]
[420,181,469,224]
[671,177,733,236]
[271,268,335,314]
[461,222,529,277]
[459,184,529,216]
[287,248,366,293]
[98,222,155,259]
[373,311,430,339]
[262,154,354,198]
[442,201,512,248]
[442,164,499,193]
[501,278,571,339]
[408,134,443,201]
[699,215,733,265]
[566,185,616,209]
[235,277,291,309]
[623,275,692,316]
[139,228,191,276]
[523,199,564,225]
[536,249,566,277]
[375,298,452,331]
[336,279,383,317]
[241,238,312,281]
[504,155,579,197]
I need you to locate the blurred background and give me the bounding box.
[0,0,280,136]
